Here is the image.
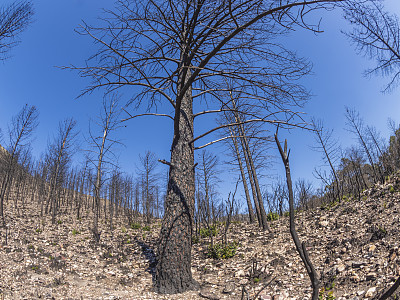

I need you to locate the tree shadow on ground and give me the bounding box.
[135,236,157,281]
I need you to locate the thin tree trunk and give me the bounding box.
[275,132,320,299]
[229,126,255,224]
[232,102,268,231]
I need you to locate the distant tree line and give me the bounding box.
[0,103,169,233]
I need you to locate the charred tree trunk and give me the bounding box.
[155,67,198,294]
[275,131,320,299]
[231,99,268,231]
[229,127,255,224]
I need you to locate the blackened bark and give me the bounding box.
[155,68,199,294]
[229,127,255,224]
[239,130,262,226]
[232,101,268,231]
[275,131,320,299]
[379,275,400,300]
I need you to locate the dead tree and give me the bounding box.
[311,118,342,202]
[271,180,288,216]
[223,179,238,247]
[378,275,400,300]
[108,168,122,232]
[337,147,369,200]
[87,95,121,242]
[225,95,270,231]
[220,97,272,227]
[275,129,320,299]
[44,118,77,224]
[343,1,400,93]
[137,151,159,225]
[197,150,219,248]
[0,104,38,226]
[0,1,34,61]
[345,107,383,183]
[227,125,255,224]
[295,179,314,211]
[70,0,371,293]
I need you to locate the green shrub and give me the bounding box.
[319,277,336,300]
[121,227,127,233]
[266,212,279,221]
[142,225,151,232]
[31,265,39,271]
[192,235,200,244]
[130,223,141,230]
[57,220,62,224]
[284,211,290,217]
[72,229,80,235]
[390,185,395,193]
[207,242,238,259]
[253,277,260,283]
[319,288,335,300]
[200,225,218,238]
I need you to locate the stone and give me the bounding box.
[365,287,377,297]
[222,282,235,294]
[320,221,330,227]
[235,269,246,277]
[366,272,377,281]
[336,264,346,273]
[357,290,365,296]
[200,288,220,300]
[390,251,397,261]
[352,261,365,268]
[258,292,272,300]
[273,291,289,300]
[350,273,360,283]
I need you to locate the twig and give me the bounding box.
[158,159,174,168]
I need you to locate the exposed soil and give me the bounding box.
[0,178,400,299]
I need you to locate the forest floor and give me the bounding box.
[0,178,400,300]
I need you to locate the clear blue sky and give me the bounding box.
[1,0,400,207]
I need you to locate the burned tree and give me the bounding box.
[0,1,34,61]
[44,118,77,224]
[345,107,383,183]
[137,151,159,225]
[226,125,255,224]
[311,118,342,202]
[87,95,122,242]
[275,129,320,299]
[71,0,371,294]
[196,150,219,248]
[0,104,38,226]
[343,1,400,93]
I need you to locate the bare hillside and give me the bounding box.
[0,177,399,299]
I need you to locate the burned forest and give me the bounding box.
[1,0,400,299]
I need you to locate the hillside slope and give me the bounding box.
[0,177,399,299]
